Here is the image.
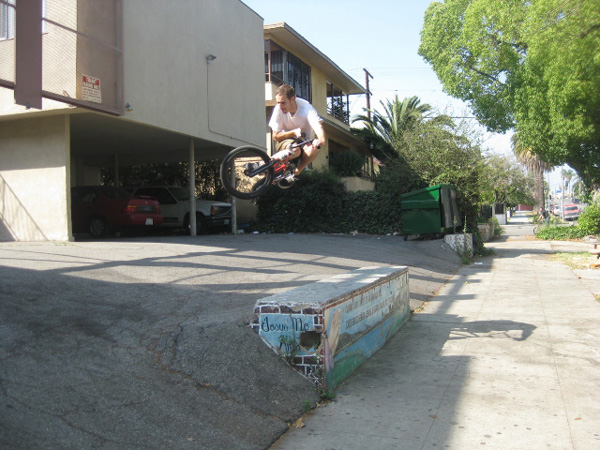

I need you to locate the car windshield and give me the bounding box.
[565,206,577,211]
[169,186,191,201]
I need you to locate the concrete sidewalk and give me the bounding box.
[271,215,600,449]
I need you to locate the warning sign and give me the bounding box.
[82,75,102,103]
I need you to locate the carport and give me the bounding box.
[68,111,240,237]
[0,0,266,242]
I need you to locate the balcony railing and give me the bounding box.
[327,97,350,124]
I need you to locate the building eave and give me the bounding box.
[264,22,366,96]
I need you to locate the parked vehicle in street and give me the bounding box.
[129,186,231,234]
[71,186,163,238]
[552,205,561,216]
[563,204,580,221]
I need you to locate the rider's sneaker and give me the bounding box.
[284,171,297,183]
[277,170,297,189]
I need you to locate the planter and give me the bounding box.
[477,222,494,242]
[444,233,473,257]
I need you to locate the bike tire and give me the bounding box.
[220,145,274,200]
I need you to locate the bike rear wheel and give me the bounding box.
[220,145,274,199]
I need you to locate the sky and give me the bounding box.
[241,0,565,188]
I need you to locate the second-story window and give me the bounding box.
[287,53,311,102]
[265,39,311,102]
[0,0,15,40]
[327,82,349,124]
[1,0,48,41]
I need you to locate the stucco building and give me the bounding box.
[0,0,264,241]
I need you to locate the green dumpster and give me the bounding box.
[400,184,461,239]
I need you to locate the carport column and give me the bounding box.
[189,138,196,236]
[229,168,237,234]
[113,154,119,187]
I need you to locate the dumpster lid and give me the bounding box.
[399,184,456,199]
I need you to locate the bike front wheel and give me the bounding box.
[220,145,274,199]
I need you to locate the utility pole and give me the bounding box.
[363,68,373,120]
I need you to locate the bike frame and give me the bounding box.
[245,136,312,181]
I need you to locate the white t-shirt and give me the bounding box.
[269,97,323,140]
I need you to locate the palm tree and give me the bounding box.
[353,95,453,150]
[562,168,575,199]
[511,132,554,209]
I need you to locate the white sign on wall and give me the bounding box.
[82,75,102,103]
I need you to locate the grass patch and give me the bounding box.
[535,225,586,240]
[550,252,594,270]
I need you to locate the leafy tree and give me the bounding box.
[419,0,600,186]
[398,119,485,228]
[481,153,534,208]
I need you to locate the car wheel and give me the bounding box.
[184,213,207,235]
[195,213,207,235]
[88,216,108,239]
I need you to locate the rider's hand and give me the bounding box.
[312,139,321,149]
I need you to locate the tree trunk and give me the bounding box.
[534,167,545,209]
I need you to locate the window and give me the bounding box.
[1,0,48,40]
[287,53,311,102]
[327,82,349,124]
[265,41,284,85]
[0,0,15,40]
[265,39,311,102]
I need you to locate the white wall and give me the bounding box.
[122,0,266,148]
[0,115,71,241]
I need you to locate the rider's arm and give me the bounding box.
[273,128,301,142]
[306,106,326,148]
[313,122,326,148]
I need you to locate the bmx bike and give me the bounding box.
[220,135,314,200]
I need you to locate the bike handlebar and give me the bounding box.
[290,133,320,150]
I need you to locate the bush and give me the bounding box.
[256,170,346,233]
[578,203,600,235]
[328,151,366,177]
[255,170,402,234]
[535,225,586,240]
[490,216,504,236]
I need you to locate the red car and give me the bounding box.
[563,204,580,221]
[71,186,163,238]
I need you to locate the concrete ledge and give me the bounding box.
[251,266,410,389]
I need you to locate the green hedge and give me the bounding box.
[535,225,586,240]
[255,170,402,234]
[578,203,600,235]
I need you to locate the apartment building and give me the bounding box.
[0,0,264,241]
[263,23,373,187]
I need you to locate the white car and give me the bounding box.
[130,186,231,234]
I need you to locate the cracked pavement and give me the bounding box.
[0,233,462,449]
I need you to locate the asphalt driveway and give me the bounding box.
[0,233,462,449]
